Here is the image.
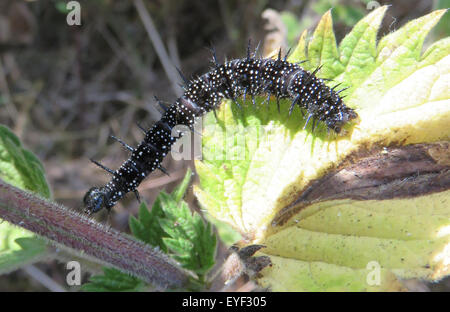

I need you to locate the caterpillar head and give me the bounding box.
[83,187,111,215]
[326,106,358,134]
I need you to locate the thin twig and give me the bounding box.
[167,34,181,69]
[23,265,67,292]
[0,56,18,121]
[133,0,182,96]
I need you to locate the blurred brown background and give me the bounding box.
[0,0,448,291]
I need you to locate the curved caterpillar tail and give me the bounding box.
[83,48,358,214]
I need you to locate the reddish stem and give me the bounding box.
[0,179,188,288]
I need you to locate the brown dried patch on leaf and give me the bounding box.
[274,142,450,227]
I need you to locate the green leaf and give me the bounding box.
[172,167,193,202]
[350,9,448,111]
[153,168,217,277]
[433,0,450,37]
[159,195,217,276]
[289,29,309,63]
[0,125,50,198]
[307,10,343,77]
[91,168,216,289]
[82,267,145,292]
[257,254,405,291]
[0,224,47,274]
[194,8,450,291]
[0,125,50,273]
[129,168,194,252]
[129,200,167,252]
[335,6,388,94]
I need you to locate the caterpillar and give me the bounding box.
[83,45,358,214]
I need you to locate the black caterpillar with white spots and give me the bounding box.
[83,46,358,214]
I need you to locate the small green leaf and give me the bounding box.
[0,125,50,273]
[115,169,216,288]
[307,10,343,77]
[157,193,216,277]
[433,0,450,37]
[82,267,145,292]
[172,167,193,202]
[129,201,167,251]
[336,6,388,93]
[290,29,308,62]
[0,125,50,198]
[0,224,47,274]
[129,168,194,252]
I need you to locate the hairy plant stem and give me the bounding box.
[0,179,188,289]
